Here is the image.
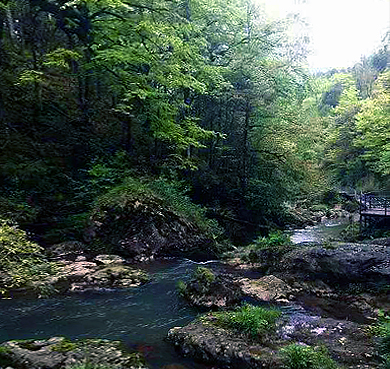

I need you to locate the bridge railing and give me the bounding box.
[360,192,390,216]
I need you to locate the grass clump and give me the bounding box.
[176,280,187,295]
[280,344,338,369]
[214,304,281,339]
[176,267,215,296]
[50,339,77,352]
[193,266,215,285]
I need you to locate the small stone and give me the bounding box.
[94,255,126,265]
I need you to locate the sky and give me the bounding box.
[261,0,390,70]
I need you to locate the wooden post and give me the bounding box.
[360,193,362,216]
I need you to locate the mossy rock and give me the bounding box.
[0,337,148,369]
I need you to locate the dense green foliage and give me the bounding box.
[318,48,390,193]
[0,0,327,247]
[0,0,389,249]
[192,266,215,284]
[0,219,57,294]
[213,304,281,339]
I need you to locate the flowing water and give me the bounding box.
[0,219,351,368]
[0,259,217,368]
[290,218,350,244]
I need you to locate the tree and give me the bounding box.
[355,71,390,177]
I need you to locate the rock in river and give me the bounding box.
[0,337,147,369]
[167,311,377,369]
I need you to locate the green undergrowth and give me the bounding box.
[50,339,77,352]
[280,343,338,369]
[251,230,291,250]
[241,230,293,264]
[341,221,390,243]
[0,219,58,296]
[177,266,215,296]
[339,222,361,242]
[94,176,223,237]
[368,310,390,368]
[213,304,281,340]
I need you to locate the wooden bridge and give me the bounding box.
[360,192,390,228]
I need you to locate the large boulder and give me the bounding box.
[239,275,295,304]
[0,337,147,369]
[85,199,217,261]
[275,243,390,286]
[167,315,283,368]
[179,267,242,309]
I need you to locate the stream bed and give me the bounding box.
[0,219,351,368]
[0,259,215,368]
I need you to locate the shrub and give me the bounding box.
[0,219,57,294]
[0,196,38,224]
[280,344,338,369]
[0,218,43,266]
[340,222,360,242]
[251,230,291,251]
[310,204,329,213]
[214,304,281,339]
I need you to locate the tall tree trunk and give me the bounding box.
[241,97,251,190]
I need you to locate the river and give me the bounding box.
[0,219,350,368]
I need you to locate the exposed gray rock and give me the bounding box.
[239,275,295,304]
[48,260,149,293]
[276,243,390,285]
[0,337,147,369]
[277,311,376,366]
[68,264,149,292]
[85,199,218,261]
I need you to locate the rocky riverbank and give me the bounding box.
[170,237,390,368]
[3,250,149,299]
[2,210,389,369]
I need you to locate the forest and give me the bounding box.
[1,0,390,246]
[2,1,390,369]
